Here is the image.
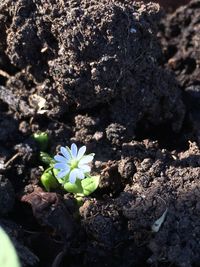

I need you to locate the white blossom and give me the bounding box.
[54,143,94,184]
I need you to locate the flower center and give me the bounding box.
[70,159,78,169]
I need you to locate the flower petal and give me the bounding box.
[77,146,86,160]
[69,169,78,183]
[78,164,91,173]
[54,155,68,163]
[61,147,71,160]
[76,169,85,180]
[71,143,78,158]
[79,155,94,165]
[54,163,70,171]
[57,169,70,178]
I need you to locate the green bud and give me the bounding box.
[33,132,49,151]
[41,170,59,191]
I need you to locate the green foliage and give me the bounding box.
[64,175,100,196]
[40,165,100,196]
[0,227,20,267]
[40,168,59,191]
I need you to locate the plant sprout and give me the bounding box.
[40,143,99,197]
[54,143,94,183]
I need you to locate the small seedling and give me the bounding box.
[40,143,99,197]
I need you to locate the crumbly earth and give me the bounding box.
[81,140,200,267]
[0,0,185,134]
[159,0,200,144]
[136,0,191,11]
[0,0,199,267]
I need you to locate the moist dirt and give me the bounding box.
[0,0,199,267]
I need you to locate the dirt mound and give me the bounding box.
[160,0,200,87]
[80,140,200,267]
[159,0,200,143]
[0,0,185,136]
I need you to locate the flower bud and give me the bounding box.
[41,171,58,191]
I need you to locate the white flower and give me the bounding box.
[54,143,94,184]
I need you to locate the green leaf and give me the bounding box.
[33,132,49,151]
[39,152,55,166]
[63,179,83,195]
[81,176,100,196]
[41,169,59,191]
[0,227,20,267]
[63,176,100,196]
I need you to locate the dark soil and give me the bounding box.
[0,0,199,267]
[159,0,200,144]
[136,0,191,11]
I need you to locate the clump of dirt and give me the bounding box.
[159,0,200,143]
[0,0,185,136]
[159,0,200,87]
[80,140,200,267]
